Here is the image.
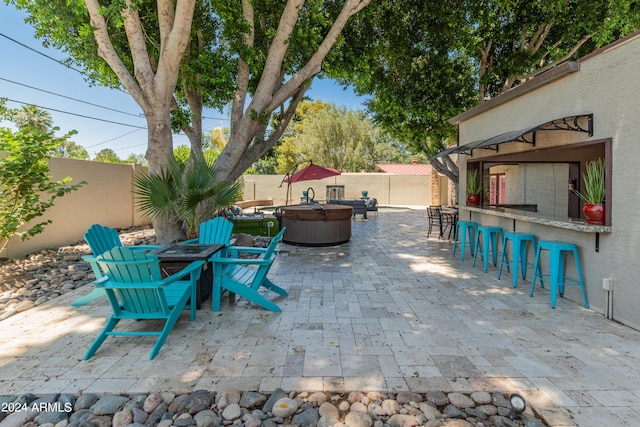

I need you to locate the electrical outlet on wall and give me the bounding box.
[602,278,614,291]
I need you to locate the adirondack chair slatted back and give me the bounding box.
[97,247,169,316]
[199,217,234,258]
[84,224,123,255]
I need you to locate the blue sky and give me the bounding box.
[0,3,368,160]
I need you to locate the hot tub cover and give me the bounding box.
[279,203,352,221]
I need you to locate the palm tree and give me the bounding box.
[133,153,243,239]
[13,105,52,132]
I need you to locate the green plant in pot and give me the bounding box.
[571,158,605,225]
[466,169,482,206]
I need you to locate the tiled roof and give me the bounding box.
[374,163,432,176]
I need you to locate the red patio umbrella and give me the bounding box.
[283,162,341,183]
[280,161,341,204]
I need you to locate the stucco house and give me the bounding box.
[442,30,640,329]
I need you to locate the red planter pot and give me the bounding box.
[467,194,480,207]
[583,203,605,225]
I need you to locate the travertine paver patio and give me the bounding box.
[1,209,640,426]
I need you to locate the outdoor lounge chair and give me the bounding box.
[351,199,368,219]
[73,224,160,306]
[226,207,265,229]
[366,198,378,218]
[84,247,203,360]
[210,227,288,312]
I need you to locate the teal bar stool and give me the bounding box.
[530,240,589,309]
[473,226,503,272]
[498,232,536,287]
[452,221,477,261]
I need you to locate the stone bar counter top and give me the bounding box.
[460,206,611,233]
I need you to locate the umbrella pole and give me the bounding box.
[280,160,312,206]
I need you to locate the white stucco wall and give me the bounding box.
[454,32,640,329]
[2,160,434,258]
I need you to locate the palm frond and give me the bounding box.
[133,168,178,219]
[133,153,243,234]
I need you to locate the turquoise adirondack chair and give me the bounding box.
[183,217,235,257]
[73,224,160,306]
[210,227,288,312]
[84,247,203,360]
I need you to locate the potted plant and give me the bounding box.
[571,158,605,225]
[466,169,482,206]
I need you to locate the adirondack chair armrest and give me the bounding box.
[210,257,270,266]
[92,275,110,288]
[82,255,104,279]
[229,246,279,255]
[161,260,206,285]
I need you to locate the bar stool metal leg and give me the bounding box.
[531,240,589,309]
[473,226,503,272]
[498,232,536,288]
[452,221,477,261]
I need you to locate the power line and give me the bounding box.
[0,76,144,118]
[0,32,130,95]
[2,33,232,125]
[116,142,148,151]
[203,115,230,121]
[85,129,144,149]
[0,32,87,76]
[5,98,146,129]
[2,33,233,122]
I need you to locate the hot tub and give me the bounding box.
[277,203,352,246]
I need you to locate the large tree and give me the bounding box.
[10,0,371,242]
[333,0,640,184]
[330,0,476,183]
[11,0,196,241]
[291,102,416,172]
[471,0,640,100]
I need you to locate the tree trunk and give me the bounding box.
[84,0,195,243]
[144,109,187,243]
[430,156,459,202]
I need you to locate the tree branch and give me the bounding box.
[85,0,146,108]
[231,0,254,136]
[252,0,305,103]
[157,0,174,45]
[520,32,595,83]
[155,0,196,95]
[268,0,372,110]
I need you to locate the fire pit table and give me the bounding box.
[150,243,224,308]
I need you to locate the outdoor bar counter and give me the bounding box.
[278,203,352,246]
[460,206,611,233]
[459,205,611,253]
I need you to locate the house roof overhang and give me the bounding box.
[433,114,593,158]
